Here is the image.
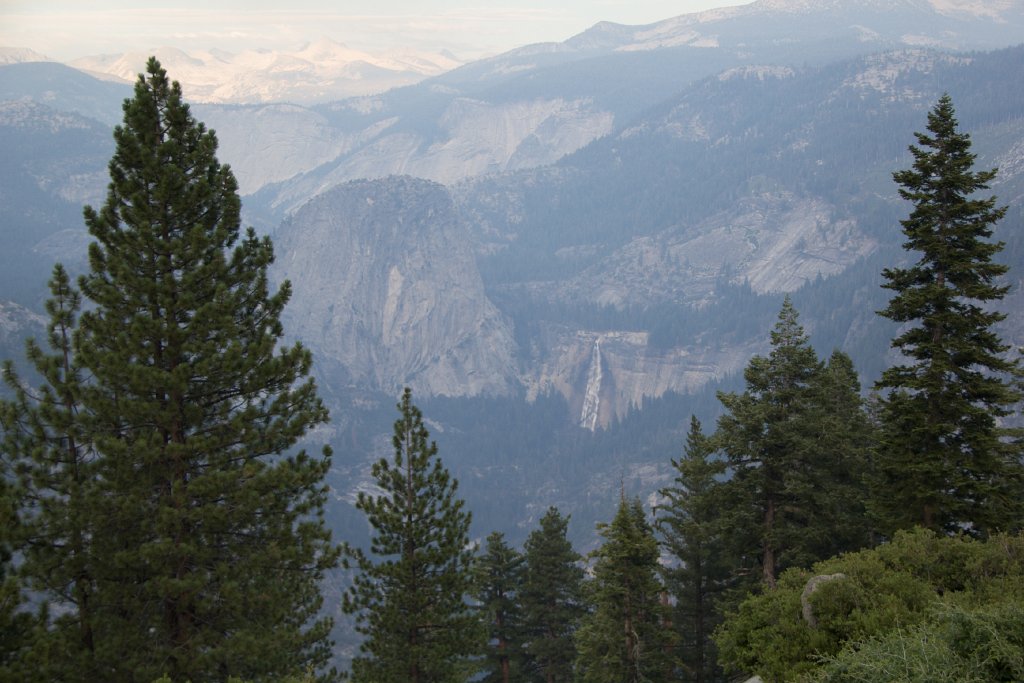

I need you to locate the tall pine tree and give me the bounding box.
[875,94,1024,535]
[714,297,824,589]
[659,416,730,683]
[714,298,873,589]
[576,496,675,683]
[474,531,525,683]
[519,507,586,683]
[2,59,338,682]
[343,388,478,683]
[803,351,874,555]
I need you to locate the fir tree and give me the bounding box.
[519,507,586,683]
[659,416,730,683]
[576,496,675,683]
[875,93,1024,535]
[803,351,874,554]
[342,388,478,683]
[0,265,95,680]
[0,416,38,681]
[474,531,525,683]
[2,59,338,682]
[714,297,824,588]
[714,298,873,589]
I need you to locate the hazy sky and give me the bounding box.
[1,0,755,61]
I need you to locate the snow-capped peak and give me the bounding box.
[0,46,54,65]
[66,42,465,105]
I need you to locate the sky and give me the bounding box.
[0,0,756,61]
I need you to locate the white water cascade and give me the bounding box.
[579,337,603,431]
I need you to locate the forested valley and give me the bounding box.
[0,50,1022,683]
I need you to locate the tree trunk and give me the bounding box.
[763,497,777,589]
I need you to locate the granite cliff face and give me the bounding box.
[524,327,760,430]
[271,176,517,398]
[252,96,614,217]
[554,194,877,309]
[268,174,790,425]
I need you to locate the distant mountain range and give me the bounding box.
[0,39,463,105]
[2,0,1023,556]
[3,0,1023,107]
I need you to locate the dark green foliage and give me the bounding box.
[714,298,872,589]
[810,601,1024,683]
[659,416,730,683]
[0,429,36,682]
[342,388,478,683]
[714,528,1024,682]
[875,93,1024,535]
[0,265,93,680]
[519,507,586,683]
[576,496,675,683]
[798,351,875,556]
[715,297,823,588]
[2,59,338,682]
[474,532,525,683]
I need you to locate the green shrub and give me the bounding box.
[714,529,1024,682]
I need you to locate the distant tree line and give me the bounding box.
[1,58,1021,683]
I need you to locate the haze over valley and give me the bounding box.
[3,0,1024,603]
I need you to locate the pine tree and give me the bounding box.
[518,507,586,683]
[714,297,824,588]
[342,388,478,683]
[803,351,874,554]
[576,496,675,683]
[0,265,95,679]
[659,416,730,683]
[0,418,38,681]
[474,531,525,683]
[2,58,339,682]
[875,94,1024,535]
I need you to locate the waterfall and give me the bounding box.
[579,337,602,431]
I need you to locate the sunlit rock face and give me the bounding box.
[272,176,518,398]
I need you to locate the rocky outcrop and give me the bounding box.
[272,176,518,398]
[525,326,759,429]
[262,97,613,215]
[801,573,847,628]
[194,103,355,195]
[269,179,876,428]
[555,193,878,310]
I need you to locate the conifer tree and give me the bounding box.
[474,531,525,683]
[518,507,586,683]
[714,298,873,589]
[0,265,95,679]
[875,93,1024,535]
[2,59,338,682]
[803,351,874,553]
[0,423,37,681]
[343,388,478,683]
[714,297,824,588]
[576,496,675,683]
[659,416,730,683]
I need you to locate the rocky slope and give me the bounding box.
[525,327,760,430]
[271,176,517,398]
[254,96,614,214]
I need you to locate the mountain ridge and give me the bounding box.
[1,38,463,105]
[2,0,1024,563]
